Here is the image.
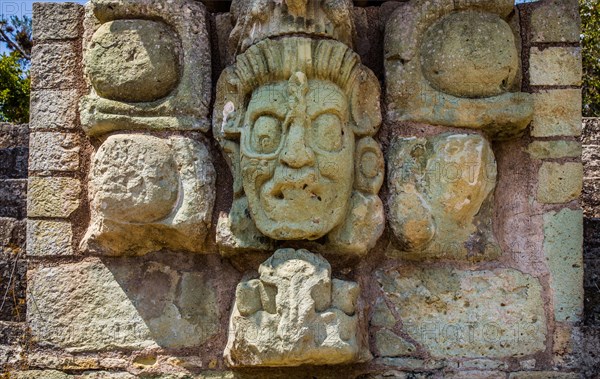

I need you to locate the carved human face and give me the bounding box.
[240,74,355,240]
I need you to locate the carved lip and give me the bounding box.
[267,172,322,202]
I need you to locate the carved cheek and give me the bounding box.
[316,144,354,180]
[241,157,275,187]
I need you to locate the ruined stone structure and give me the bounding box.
[3,0,590,377]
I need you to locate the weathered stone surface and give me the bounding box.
[0,179,27,219]
[0,123,29,148]
[0,321,25,368]
[531,0,580,43]
[460,359,507,370]
[29,132,80,172]
[508,372,579,379]
[81,0,212,135]
[0,147,28,179]
[0,218,25,250]
[225,249,370,367]
[27,220,73,256]
[33,2,82,41]
[371,298,396,328]
[527,141,582,160]
[387,133,499,261]
[31,42,79,90]
[421,11,518,98]
[87,20,180,102]
[30,90,78,131]
[384,1,532,137]
[27,177,80,218]
[537,162,583,204]
[12,370,71,379]
[377,267,547,358]
[213,37,383,256]
[446,371,505,379]
[544,208,584,322]
[82,134,215,255]
[28,257,220,352]
[529,47,582,86]
[531,90,582,137]
[375,329,416,357]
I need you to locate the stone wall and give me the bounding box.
[3,0,595,378]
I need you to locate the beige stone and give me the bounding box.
[31,42,79,90]
[375,329,416,357]
[28,258,220,352]
[213,37,383,256]
[81,0,212,135]
[421,11,518,98]
[527,141,582,160]
[12,371,70,379]
[529,47,582,86]
[30,90,79,130]
[531,0,580,43]
[387,133,499,261]
[29,132,80,172]
[544,208,584,322]
[86,19,180,102]
[224,248,370,367]
[377,267,547,358]
[81,134,215,255]
[532,90,582,137]
[27,220,73,256]
[27,177,80,218]
[445,371,505,379]
[537,162,583,204]
[508,372,579,379]
[371,298,396,328]
[33,2,82,41]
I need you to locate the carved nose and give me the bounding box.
[279,119,315,169]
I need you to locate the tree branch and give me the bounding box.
[0,28,30,60]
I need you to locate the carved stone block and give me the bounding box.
[81,134,215,255]
[224,248,371,367]
[81,0,212,136]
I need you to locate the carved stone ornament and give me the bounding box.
[213,37,384,258]
[224,248,371,367]
[81,0,212,136]
[80,134,216,256]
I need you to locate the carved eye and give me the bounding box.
[312,113,343,152]
[251,115,282,154]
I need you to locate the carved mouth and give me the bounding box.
[271,182,322,202]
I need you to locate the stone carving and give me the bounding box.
[224,248,370,367]
[81,0,211,136]
[387,133,499,261]
[81,134,215,255]
[384,0,533,138]
[214,37,384,257]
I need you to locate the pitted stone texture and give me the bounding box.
[421,11,518,98]
[27,177,80,218]
[544,208,584,322]
[527,141,582,160]
[29,132,80,172]
[384,1,532,138]
[531,90,582,137]
[27,220,73,256]
[375,329,416,357]
[28,257,220,352]
[508,373,579,379]
[225,249,370,367]
[537,162,583,204]
[387,133,499,261]
[531,0,580,43]
[12,370,70,379]
[30,90,79,130]
[31,42,79,90]
[82,134,215,255]
[529,47,582,86]
[86,19,180,102]
[376,267,547,358]
[0,179,27,219]
[33,2,82,41]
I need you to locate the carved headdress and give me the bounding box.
[213,0,384,257]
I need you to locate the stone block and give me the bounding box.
[529,47,582,86]
[30,90,79,130]
[581,118,600,144]
[445,371,505,379]
[531,90,582,137]
[528,141,582,160]
[27,177,80,218]
[0,321,25,367]
[0,218,25,250]
[371,298,396,328]
[27,220,73,257]
[537,162,583,204]
[28,257,221,352]
[508,372,579,379]
[375,329,416,357]
[33,2,83,41]
[531,0,580,43]
[582,144,600,179]
[0,179,27,219]
[544,208,584,322]
[0,253,27,321]
[0,147,28,179]
[31,42,79,90]
[12,370,70,379]
[377,267,547,358]
[0,123,29,147]
[29,132,80,172]
[582,180,600,218]
[460,359,508,370]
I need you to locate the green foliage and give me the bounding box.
[0,52,30,123]
[581,0,600,117]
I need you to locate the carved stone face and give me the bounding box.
[240,73,355,240]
